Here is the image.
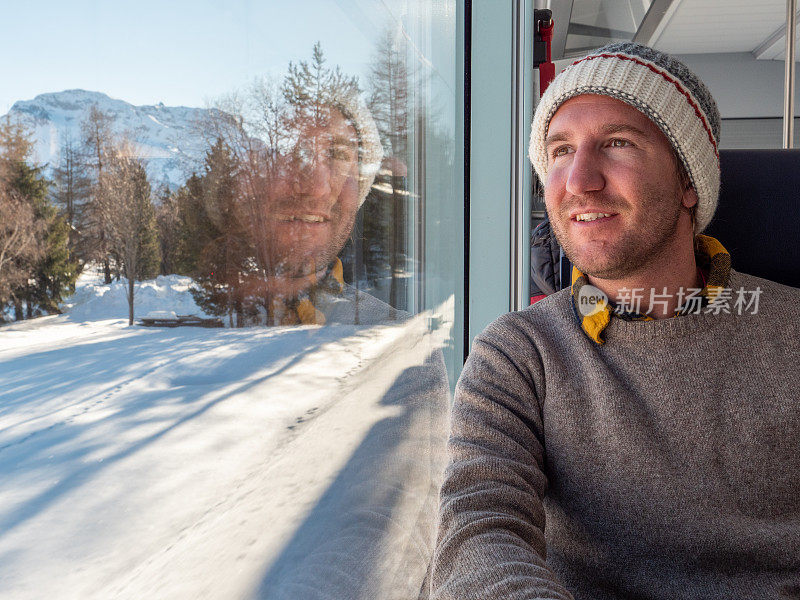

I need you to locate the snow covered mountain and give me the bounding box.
[3,90,222,190]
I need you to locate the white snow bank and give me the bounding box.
[60,267,213,323]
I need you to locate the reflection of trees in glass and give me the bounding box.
[175,37,417,322]
[177,140,251,327]
[190,43,366,323]
[1,37,421,325]
[328,28,415,312]
[365,28,410,310]
[283,42,359,133]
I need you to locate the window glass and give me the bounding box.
[0,1,460,597]
[564,0,654,56]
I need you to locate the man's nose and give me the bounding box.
[291,147,332,199]
[564,146,605,196]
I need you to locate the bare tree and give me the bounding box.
[52,132,90,262]
[0,117,42,319]
[97,141,160,325]
[53,134,79,227]
[249,76,290,173]
[81,105,116,283]
[0,186,44,311]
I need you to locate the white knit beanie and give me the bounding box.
[330,90,383,206]
[529,42,721,233]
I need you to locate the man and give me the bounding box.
[253,90,396,325]
[432,42,800,599]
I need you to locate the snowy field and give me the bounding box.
[0,271,451,599]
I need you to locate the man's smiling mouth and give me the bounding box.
[274,214,330,223]
[573,212,615,222]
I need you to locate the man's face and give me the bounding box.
[265,107,360,277]
[543,94,695,280]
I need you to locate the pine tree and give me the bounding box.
[186,139,250,326]
[136,196,160,281]
[0,117,78,319]
[174,173,207,276]
[154,185,182,275]
[0,116,34,171]
[282,41,359,132]
[14,163,78,316]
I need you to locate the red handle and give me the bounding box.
[539,19,555,95]
[540,20,553,61]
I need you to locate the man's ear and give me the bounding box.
[681,185,698,209]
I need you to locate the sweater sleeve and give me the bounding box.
[430,316,574,600]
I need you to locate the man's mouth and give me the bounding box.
[572,212,616,222]
[274,214,330,223]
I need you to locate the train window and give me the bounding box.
[0,1,461,597]
[564,0,654,55]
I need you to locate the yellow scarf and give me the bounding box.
[273,258,345,326]
[571,234,731,344]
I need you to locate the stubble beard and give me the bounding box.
[263,208,356,280]
[546,183,683,281]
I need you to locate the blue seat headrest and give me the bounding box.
[705,149,800,289]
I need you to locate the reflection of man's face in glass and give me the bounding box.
[266,107,360,278]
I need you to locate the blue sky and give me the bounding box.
[0,0,395,114]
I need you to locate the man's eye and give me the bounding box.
[609,139,631,148]
[551,146,570,159]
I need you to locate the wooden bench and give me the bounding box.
[139,314,224,328]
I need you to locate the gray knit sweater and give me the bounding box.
[432,269,800,600]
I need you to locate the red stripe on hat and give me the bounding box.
[570,53,719,159]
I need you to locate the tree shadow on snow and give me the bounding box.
[255,350,450,600]
[0,325,355,537]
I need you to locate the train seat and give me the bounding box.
[707,149,800,289]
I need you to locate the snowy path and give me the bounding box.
[0,313,448,599]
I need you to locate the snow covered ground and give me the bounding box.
[0,271,452,599]
[58,268,215,322]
